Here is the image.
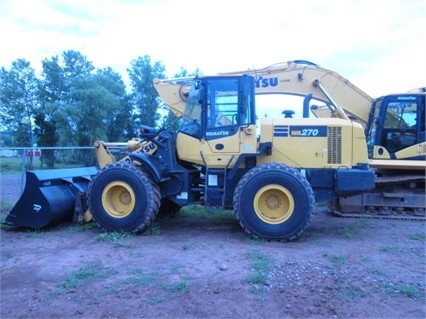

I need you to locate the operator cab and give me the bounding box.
[366,93,425,160]
[178,75,256,140]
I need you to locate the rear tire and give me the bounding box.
[88,162,160,233]
[233,163,314,241]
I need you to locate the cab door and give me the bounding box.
[204,76,256,154]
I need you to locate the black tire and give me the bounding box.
[233,162,315,241]
[88,162,161,233]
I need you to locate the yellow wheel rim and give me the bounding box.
[253,184,294,224]
[101,181,136,218]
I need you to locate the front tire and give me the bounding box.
[88,162,160,233]
[233,163,315,241]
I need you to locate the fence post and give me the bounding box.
[20,148,27,194]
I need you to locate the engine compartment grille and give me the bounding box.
[327,127,342,164]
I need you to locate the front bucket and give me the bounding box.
[3,167,98,229]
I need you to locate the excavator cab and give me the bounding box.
[366,93,425,160]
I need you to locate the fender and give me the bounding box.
[128,152,170,182]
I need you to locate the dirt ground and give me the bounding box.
[1,195,425,319]
[1,174,425,319]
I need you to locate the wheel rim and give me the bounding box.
[101,181,136,218]
[253,184,294,224]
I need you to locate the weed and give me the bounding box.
[379,246,401,254]
[68,222,98,232]
[59,261,107,288]
[245,250,273,286]
[92,231,131,248]
[398,285,420,299]
[339,223,360,239]
[24,229,46,238]
[168,263,183,274]
[247,272,269,284]
[383,282,420,299]
[124,269,158,286]
[178,205,206,218]
[178,205,234,221]
[0,159,22,173]
[145,223,161,235]
[145,295,167,304]
[0,201,15,213]
[323,253,348,265]
[2,252,13,260]
[409,232,425,241]
[336,281,368,301]
[169,281,189,293]
[361,255,373,263]
[241,233,264,244]
[367,267,385,276]
[339,219,371,239]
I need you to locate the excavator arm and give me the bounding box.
[154,60,374,128]
[218,60,374,128]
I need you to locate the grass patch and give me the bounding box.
[168,263,184,274]
[336,281,368,301]
[245,250,273,285]
[166,281,189,293]
[124,268,158,286]
[323,253,348,265]
[145,295,167,304]
[379,246,402,254]
[241,232,265,244]
[68,222,98,232]
[339,219,371,239]
[178,205,234,221]
[145,222,161,235]
[2,251,13,260]
[409,232,425,241]
[60,261,107,288]
[383,282,421,299]
[0,159,22,173]
[0,201,15,213]
[23,228,47,238]
[367,267,385,276]
[92,231,131,248]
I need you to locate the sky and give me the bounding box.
[0,0,425,98]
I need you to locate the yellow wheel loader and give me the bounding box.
[4,74,375,241]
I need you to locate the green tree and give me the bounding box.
[34,55,63,159]
[64,73,123,145]
[128,55,166,128]
[36,50,96,147]
[96,67,133,141]
[0,59,39,147]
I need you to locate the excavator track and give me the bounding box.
[333,173,426,221]
[332,209,425,221]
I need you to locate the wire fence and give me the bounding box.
[0,146,99,206]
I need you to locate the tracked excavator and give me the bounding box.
[4,60,424,240]
[217,60,425,219]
